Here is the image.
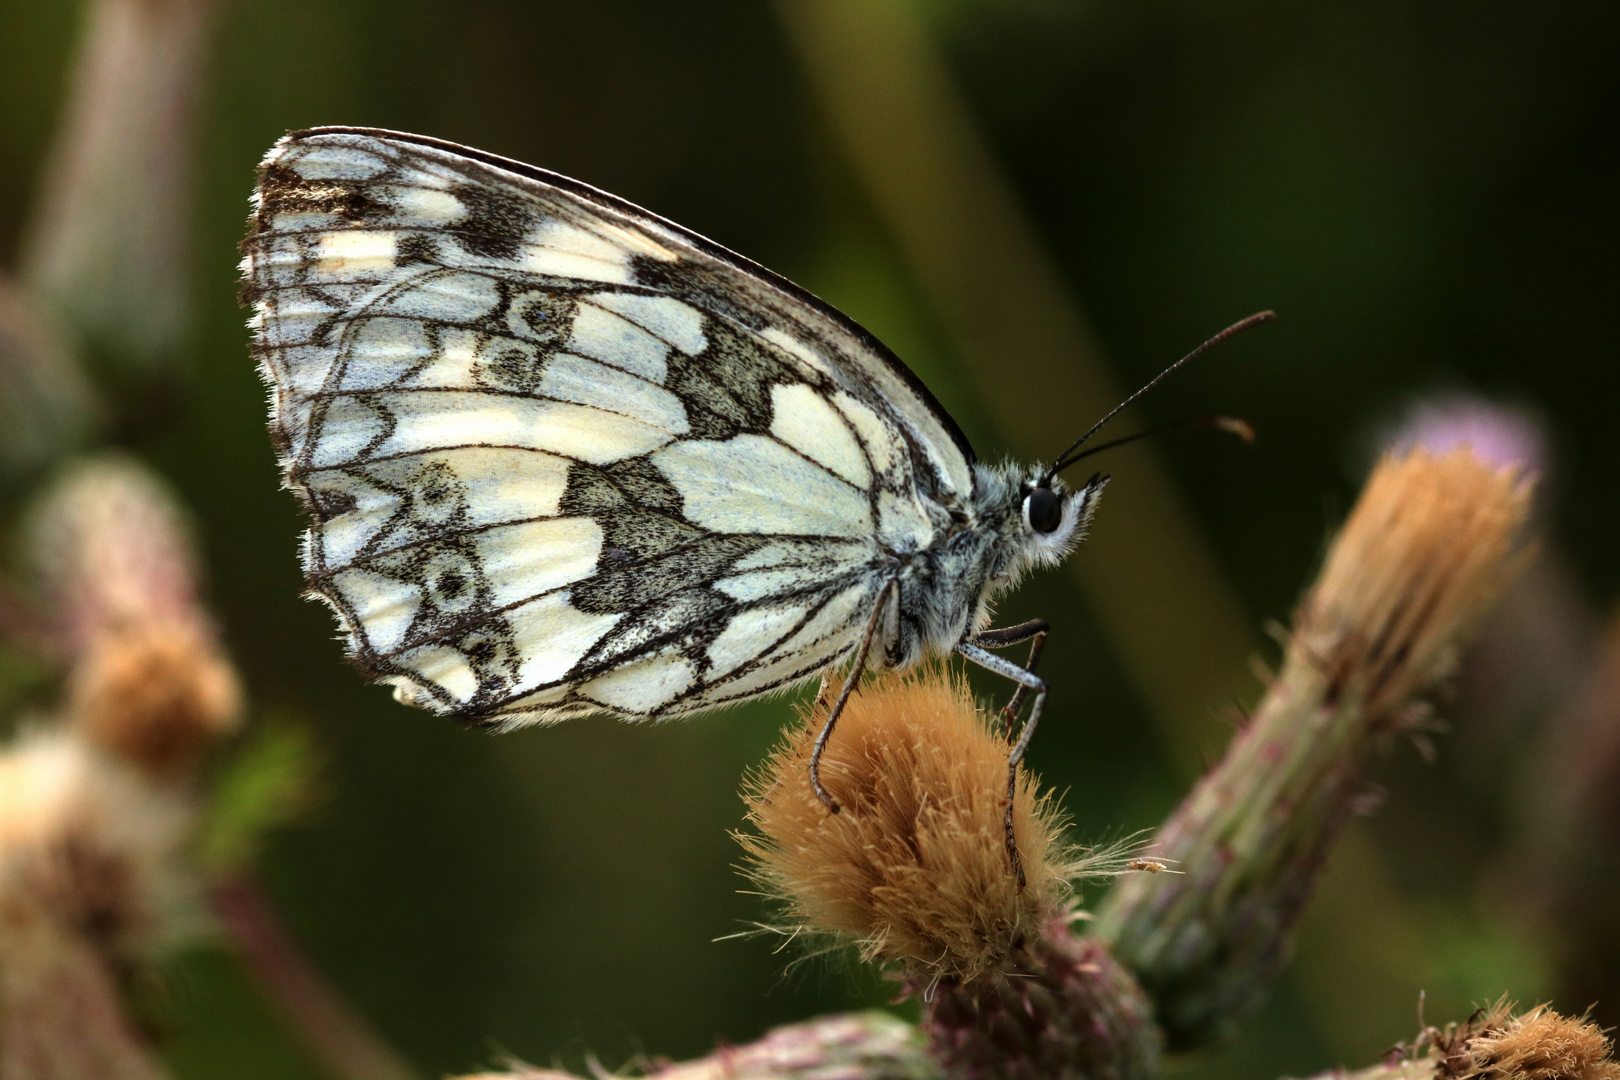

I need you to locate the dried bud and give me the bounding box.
[1453,1005,1620,1080]
[1300,449,1533,722]
[741,668,1075,984]
[1098,449,1534,1049]
[741,669,1160,1080]
[29,454,241,775]
[0,731,189,1079]
[66,620,241,777]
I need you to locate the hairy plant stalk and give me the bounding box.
[450,999,1617,1080]
[1095,450,1534,1049]
[19,0,216,370]
[210,873,423,1080]
[453,1013,938,1080]
[922,924,1157,1080]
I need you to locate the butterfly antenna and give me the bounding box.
[1044,310,1276,482]
[1051,415,1255,474]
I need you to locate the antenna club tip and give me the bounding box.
[1217,417,1257,443]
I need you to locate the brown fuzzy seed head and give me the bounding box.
[1298,448,1533,723]
[67,620,242,777]
[740,667,1076,984]
[1458,1005,1620,1080]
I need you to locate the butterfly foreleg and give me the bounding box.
[965,619,1049,648]
[963,619,1049,729]
[954,640,1047,889]
[809,578,900,816]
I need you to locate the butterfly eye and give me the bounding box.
[1025,485,1063,534]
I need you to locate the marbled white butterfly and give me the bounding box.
[243,128,1265,878]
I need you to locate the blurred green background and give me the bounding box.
[2,0,1618,1077]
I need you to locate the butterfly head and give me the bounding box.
[1015,467,1108,570]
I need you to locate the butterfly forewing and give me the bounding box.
[244,128,975,724]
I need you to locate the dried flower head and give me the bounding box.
[1299,448,1533,723]
[0,732,189,963]
[0,731,191,1077]
[1407,1001,1620,1080]
[1098,448,1536,1050]
[66,619,241,776]
[1464,1006,1620,1080]
[29,453,242,774]
[741,667,1090,984]
[29,453,202,651]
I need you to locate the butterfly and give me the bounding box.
[243,127,1264,880]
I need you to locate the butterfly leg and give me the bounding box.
[967,619,1049,648]
[809,578,898,816]
[966,620,1049,730]
[1002,631,1047,728]
[954,641,1047,889]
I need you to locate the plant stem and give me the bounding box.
[208,873,422,1080]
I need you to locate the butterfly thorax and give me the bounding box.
[886,461,1103,668]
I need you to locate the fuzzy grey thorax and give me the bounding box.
[890,461,1108,665]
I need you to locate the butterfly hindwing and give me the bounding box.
[244,127,973,724]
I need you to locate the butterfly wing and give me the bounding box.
[244,127,976,724]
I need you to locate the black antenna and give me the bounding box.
[1051,416,1255,475]
[1043,310,1276,483]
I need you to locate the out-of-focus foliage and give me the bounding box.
[196,715,318,876]
[1,1,1616,1078]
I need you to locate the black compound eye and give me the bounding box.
[1025,485,1063,534]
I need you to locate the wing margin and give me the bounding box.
[278,125,977,468]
